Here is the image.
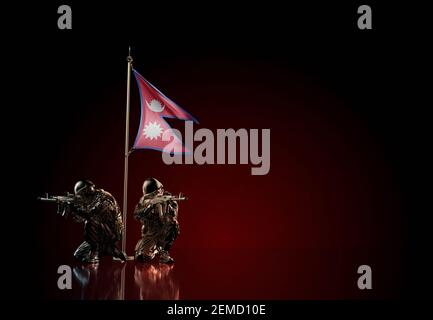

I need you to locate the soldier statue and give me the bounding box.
[69,180,127,263]
[39,180,128,263]
[134,178,185,264]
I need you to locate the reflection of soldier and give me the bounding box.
[134,178,180,263]
[134,263,179,300]
[68,180,127,263]
[73,262,126,300]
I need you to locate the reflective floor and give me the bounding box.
[41,249,402,299]
[71,260,179,300]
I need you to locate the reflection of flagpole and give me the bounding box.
[121,47,133,300]
[120,263,126,300]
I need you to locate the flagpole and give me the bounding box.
[119,47,133,300]
[123,47,133,254]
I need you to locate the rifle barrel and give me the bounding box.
[37,197,57,202]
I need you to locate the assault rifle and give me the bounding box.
[37,192,78,217]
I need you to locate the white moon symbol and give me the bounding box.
[146,99,165,112]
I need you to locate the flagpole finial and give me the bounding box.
[127,46,133,63]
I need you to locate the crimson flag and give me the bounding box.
[132,69,198,153]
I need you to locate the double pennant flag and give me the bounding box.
[131,69,198,153]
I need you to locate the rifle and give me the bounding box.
[37,192,77,217]
[148,192,187,206]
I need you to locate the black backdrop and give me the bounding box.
[2,1,430,302]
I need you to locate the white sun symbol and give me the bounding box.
[146,99,165,112]
[143,121,163,140]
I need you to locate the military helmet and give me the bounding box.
[74,180,95,195]
[142,178,163,195]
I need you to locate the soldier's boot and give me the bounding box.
[82,250,100,264]
[112,246,128,261]
[135,243,158,262]
[159,250,174,264]
[74,241,99,264]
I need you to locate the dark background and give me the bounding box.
[3,1,430,300]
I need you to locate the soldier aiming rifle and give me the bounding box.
[134,178,186,264]
[38,180,127,263]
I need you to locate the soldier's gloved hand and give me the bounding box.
[58,202,71,217]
